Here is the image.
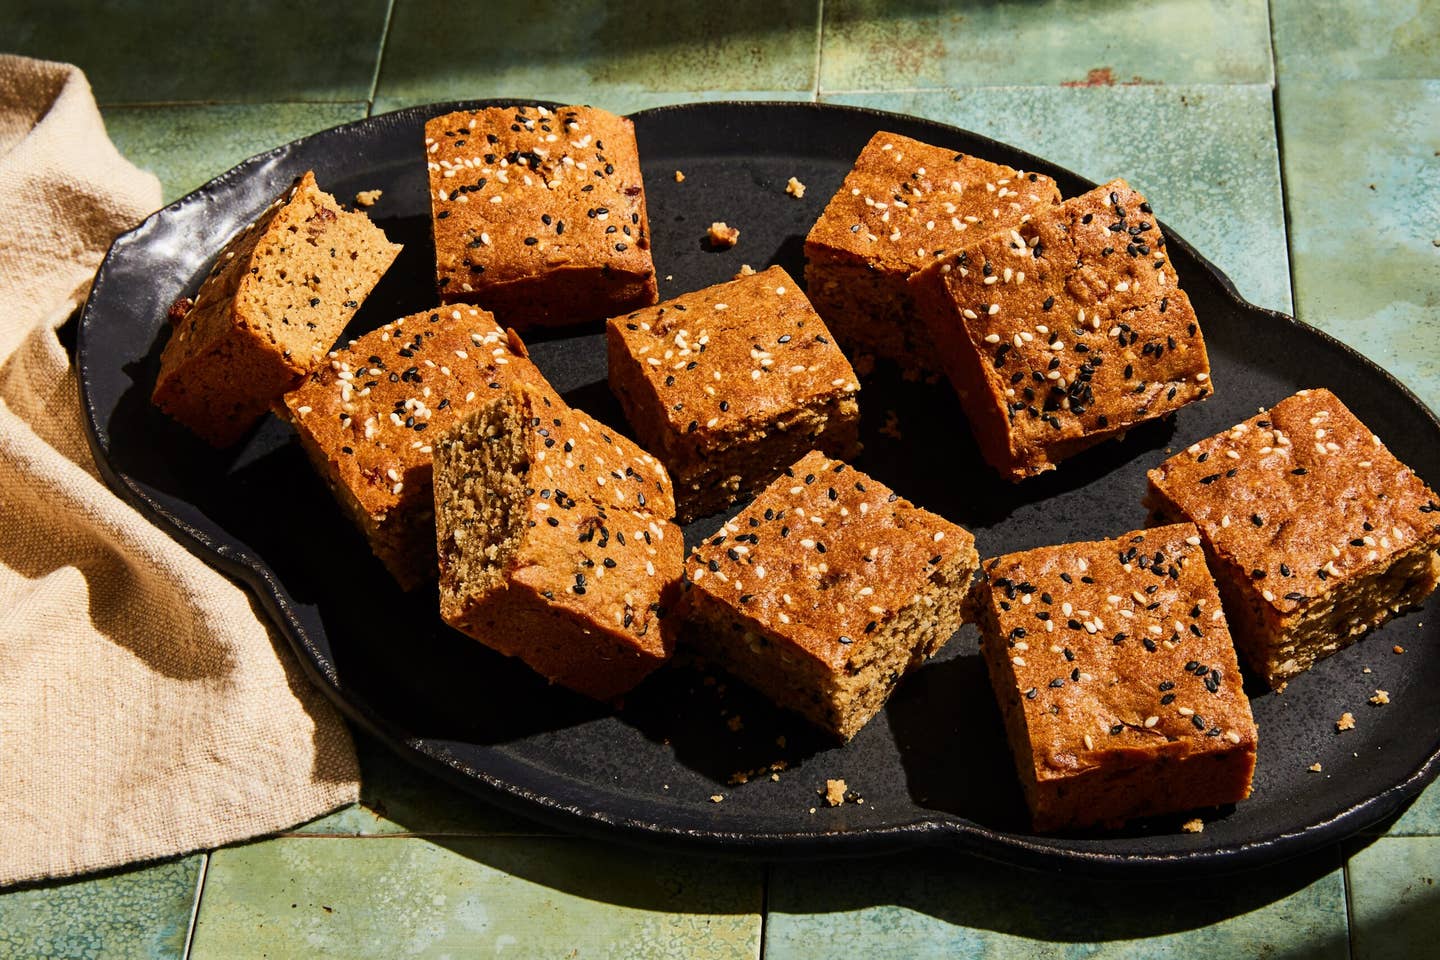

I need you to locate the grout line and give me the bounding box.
[1265,0,1303,320]
[367,0,398,116]
[812,0,825,103]
[1340,843,1357,960]
[180,852,210,960]
[758,862,771,960]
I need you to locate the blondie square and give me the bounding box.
[282,305,547,589]
[1146,388,1440,688]
[910,179,1211,480]
[426,104,657,327]
[975,523,1258,832]
[434,382,682,700]
[154,171,401,446]
[680,450,978,740]
[607,265,861,522]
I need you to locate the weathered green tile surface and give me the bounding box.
[290,732,551,836]
[7,0,389,103]
[190,837,761,958]
[767,849,1348,959]
[103,103,368,204]
[372,88,814,120]
[1386,779,1440,837]
[1279,80,1440,410]
[823,85,1291,313]
[820,0,1273,90]
[375,0,818,109]
[0,856,202,960]
[1348,837,1440,960]
[1272,0,1440,80]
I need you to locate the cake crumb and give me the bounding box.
[785,176,806,198]
[1309,762,1324,772]
[735,264,757,279]
[824,778,847,807]
[1370,689,1390,705]
[354,189,383,207]
[707,221,740,248]
[771,772,780,782]
[1181,818,1204,834]
[674,170,686,183]
[1394,645,1406,654]
[1336,711,1356,732]
[709,794,724,803]
[1363,666,1372,674]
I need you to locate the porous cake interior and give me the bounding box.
[238,176,398,365]
[435,393,530,607]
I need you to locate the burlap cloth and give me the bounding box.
[0,55,359,887]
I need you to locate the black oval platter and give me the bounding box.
[77,100,1440,876]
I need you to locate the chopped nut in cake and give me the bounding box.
[607,265,861,522]
[804,131,1060,370]
[434,382,681,700]
[976,523,1258,832]
[911,178,1211,481]
[425,104,657,327]
[1146,388,1440,688]
[680,450,978,740]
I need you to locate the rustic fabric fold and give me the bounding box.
[0,54,358,888]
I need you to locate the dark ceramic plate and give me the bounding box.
[78,101,1440,875]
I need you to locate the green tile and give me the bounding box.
[102,103,368,204]
[290,731,553,836]
[1273,0,1440,81]
[820,0,1273,91]
[823,85,1292,313]
[767,849,1348,958]
[1387,778,1440,837]
[8,0,389,103]
[374,0,819,107]
[1279,80,1440,412]
[190,837,761,959]
[1348,837,1440,960]
[0,856,203,960]
[372,88,815,119]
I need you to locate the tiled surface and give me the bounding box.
[289,732,552,837]
[823,84,1292,313]
[0,856,202,960]
[1277,79,1440,411]
[6,0,1440,957]
[102,103,368,204]
[1347,838,1440,960]
[820,0,1274,90]
[189,837,762,959]
[1272,0,1440,80]
[6,0,390,103]
[768,849,1349,959]
[373,0,820,111]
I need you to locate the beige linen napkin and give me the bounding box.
[0,55,358,887]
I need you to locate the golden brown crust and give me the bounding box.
[606,266,861,520]
[912,179,1211,480]
[977,523,1257,832]
[680,450,978,738]
[153,171,400,446]
[803,131,1060,367]
[282,305,548,587]
[425,105,657,326]
[1146,388,1440,685]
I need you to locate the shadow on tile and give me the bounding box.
[767,844,1348,956]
